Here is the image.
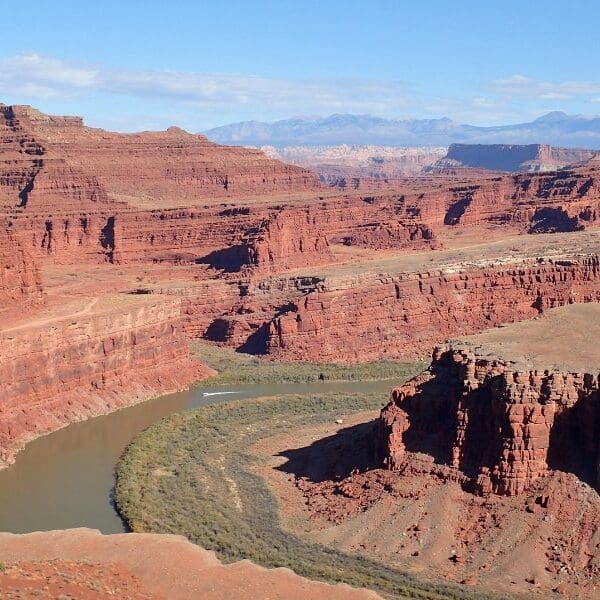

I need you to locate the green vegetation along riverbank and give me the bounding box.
[116,390,503,600]
[191,341,426,385]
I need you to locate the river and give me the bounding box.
[0,379,392,534]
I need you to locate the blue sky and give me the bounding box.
[1,0,599,131]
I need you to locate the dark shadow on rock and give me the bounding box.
[276,420,379,483]
[444,195,472,225]
[547,391,599,488]
[237,322,270,355]
[196,245,248,272]
[529,207,581,233]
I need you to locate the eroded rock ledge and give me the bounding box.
[378,306,600,496]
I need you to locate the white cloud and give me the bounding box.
[0,54,98,96]
[489,74,600,100]
[0,53,414,115]
[3,53,598,129]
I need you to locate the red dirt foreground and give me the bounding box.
[0,529,381,600]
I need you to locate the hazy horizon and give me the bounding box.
[1,0,599,132]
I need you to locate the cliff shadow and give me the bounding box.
[444,196,472,225]
[547,393,599,488]
[276,420,379,483]
[388,372,510,480]
[196,245,248,272]
[236,322,269,355]
[528,207,581,233]
[455,378,508,480]
[393,374,463,467]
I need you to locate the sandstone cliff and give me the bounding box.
[264,255,600,362]
[0,104,319,209]
[0,229,43,309]
[378,304,600,496]
[0,294,213,467]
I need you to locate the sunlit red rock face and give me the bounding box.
[0,229,43,309]
[265,256,600,362]
[0,104,318,210]
[413,167,600,232]
[0,294,213,467]
[0,103,324,267]
[378,342,600,497]
[241,208,333,272]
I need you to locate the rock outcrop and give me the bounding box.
[341,221,438,250]
[241,209,332,273]
[378,306,600,496]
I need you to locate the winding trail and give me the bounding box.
[0,297,99,334]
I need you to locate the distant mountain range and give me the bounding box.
[205,112,600,149]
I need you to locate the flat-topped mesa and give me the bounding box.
[428,143,597,173]
[0,103,319,213]
[22,105,320,203]
[377,304,600,496]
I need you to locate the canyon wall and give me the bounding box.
[0,295,213,467]
[378,344,600,496]
[1,104,319,207]
[5,105,600,269]
[0,229,43,309]
[264,256,600,362]
[240,209,333,272]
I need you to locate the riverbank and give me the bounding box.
[192,341,425,385]
[115,392,501,600]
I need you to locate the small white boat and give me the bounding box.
[201,391,241,397]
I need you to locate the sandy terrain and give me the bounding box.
[0,529,382,600]
[449,303,600,372]
[252,408,600,599]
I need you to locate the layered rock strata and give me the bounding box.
[241,209,332,272]
[0,295,212,467]
[0,104,318,211]
[265,256,600,362]
[0,229,43,309]
[378,328,600,496]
